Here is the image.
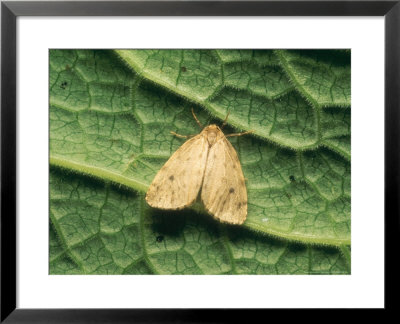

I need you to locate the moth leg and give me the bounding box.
[191,108,203,129]
[226,130,253,137]
[221,111,230,129]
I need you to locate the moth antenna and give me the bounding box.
[226,130,253,138]
[170,131,189,139]
[191,108,203,129]
[221,111,230,129]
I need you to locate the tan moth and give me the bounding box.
[145,109,251,225]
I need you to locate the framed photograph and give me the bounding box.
[1,0,397,321]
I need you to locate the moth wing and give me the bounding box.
[145,133,209,210]
[201,136,247,224]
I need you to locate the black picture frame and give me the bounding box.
[1,0,398,321]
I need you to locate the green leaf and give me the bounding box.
[50,169,350,275]
[50,49,351,274]
[275,50,351,158]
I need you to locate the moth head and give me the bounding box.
[204,124,223,146]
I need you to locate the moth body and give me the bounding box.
[145,123,248,225]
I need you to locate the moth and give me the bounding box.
[145,109,251,225]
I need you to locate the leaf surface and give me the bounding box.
[50,49,351,274]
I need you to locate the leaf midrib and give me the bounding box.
[50,155,350,246]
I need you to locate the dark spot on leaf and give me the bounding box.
[238,202,242,209]
[65,64,70,70]
[181,66,187,72]
[286,193,292,199]
[169,175,174,181]
[156,235,164,243]
[229,188,235,193]
[290,175,296,182]
[60,81,68,89]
